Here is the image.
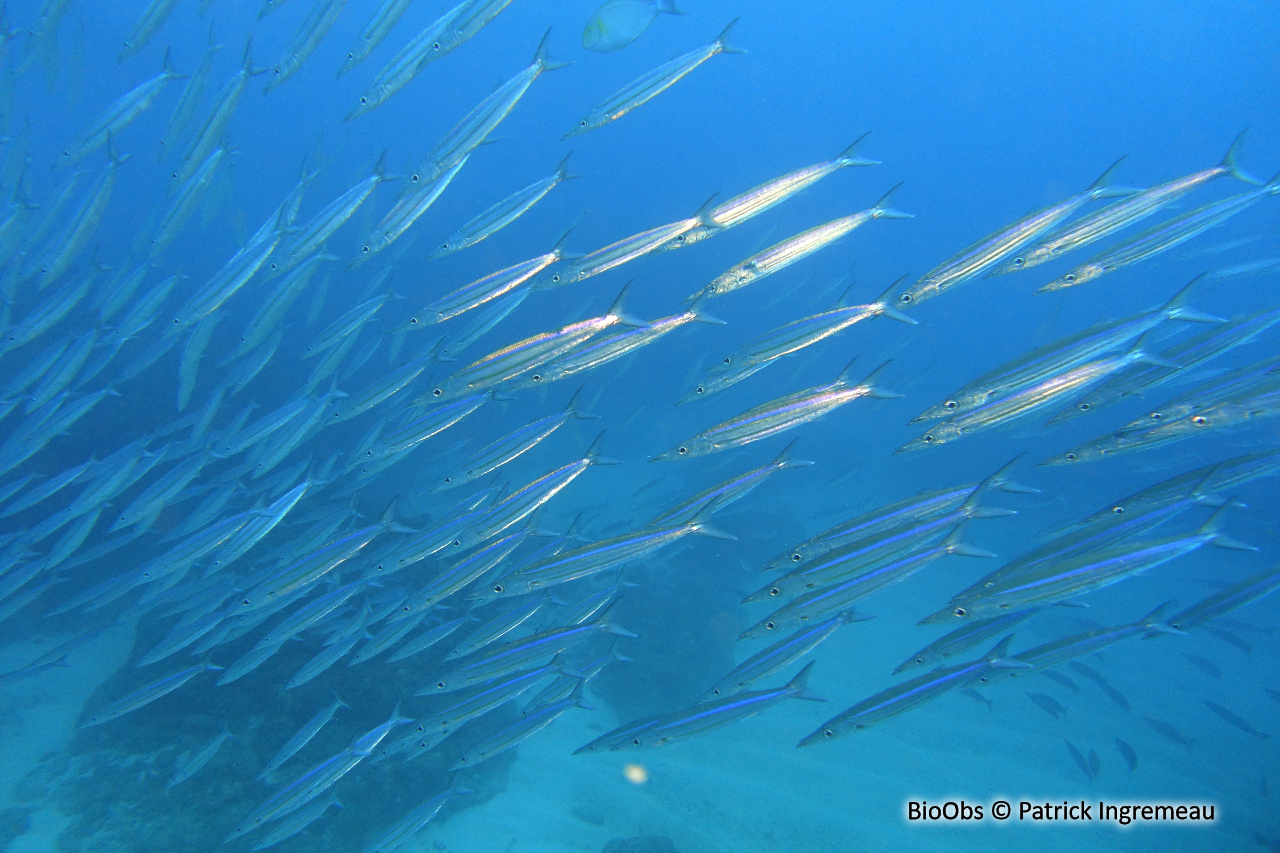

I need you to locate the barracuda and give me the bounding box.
[989,131,1255,275]
[657,135,880,251]
[430,153,578,258]
[683,278,914,403]
[700,185,911,300]
[655,360,900,460]
[1041,169,1280,292]
[565,20,744,138]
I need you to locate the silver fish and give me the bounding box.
[565,20,744,138]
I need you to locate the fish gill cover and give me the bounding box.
[0,0,1276,851]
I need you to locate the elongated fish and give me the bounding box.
[921,506,1253,623]
[659,136,881,251]
[654,360,900,460]
[896,338,1177,453]
[682,277,914,403]
[699,184,912,299]
[538,196,720,288]
[78,659,223,728]
[796,636,1027,744]
[415,231,574,324]
[429,153,578,258]
[1041,169,1280,291]
[910,277,1221,423]
[119,0,181,61]
[63,48,182,162]
[338,0,415,77]
[988,131,1254,275]
[899,158,1131,306]
[413,30,567,181]
[263,0,348,93]
[565,20,744,137]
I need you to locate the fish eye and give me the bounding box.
[914,657,924,664]
[791,553,802,562]
[365,449,373,456]
[410,174,420,183]
[677,447,688,455]
[631,738,641,746]
[923,434,934,442]
[675,235,685,243]
[432,42,441,50]
[764,622,776,631]
[579,121,588,127]
[1192,415,1207,425]
[441,242,449,250]
[823,730,834,738]
[450,539,460,547]
[432,389,443,397]
[409,317,419,325]
[273,67,280,75]
[695,386,705,394]
[347,52,353,60]
[361,245,370,254]
[437,681,446,689]
[359,97,368,105]
[1013,257,1025,267]
[768,587,781,596]
[531,374,542,382]
[551,274,561,283]
[443,477,452,483]
[1077,402,1091,411]
[977,675,989,683]
[953,607,967,617]
[1064,274,1077,283]
[1065,453,1078,461]
[944,401,957,410]
[493,584,504,593]
[1150,412,1163,420]
[899,293,913,303]
[723,356,732,364]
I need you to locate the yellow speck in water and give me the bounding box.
[623,763,648,785]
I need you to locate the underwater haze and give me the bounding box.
[0,0,1278,851]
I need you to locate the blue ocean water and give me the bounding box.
[0,0,1277,851]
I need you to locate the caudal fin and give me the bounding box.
[872,275,918,324]
[771,438,815,470]
[1160,274,1226,324]
[714,19,747,55]
[533,29,570,72]
[1196,500,1257,551]
[870,182,913,219]
[1220,129,1261,185]
[848,359,903,399]
[838,132,880,167]
[785,661,826,701]
[1087,155,1138,199]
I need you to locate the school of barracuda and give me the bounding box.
[0,0,1277,849]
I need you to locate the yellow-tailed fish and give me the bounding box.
[583,0,682,53]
